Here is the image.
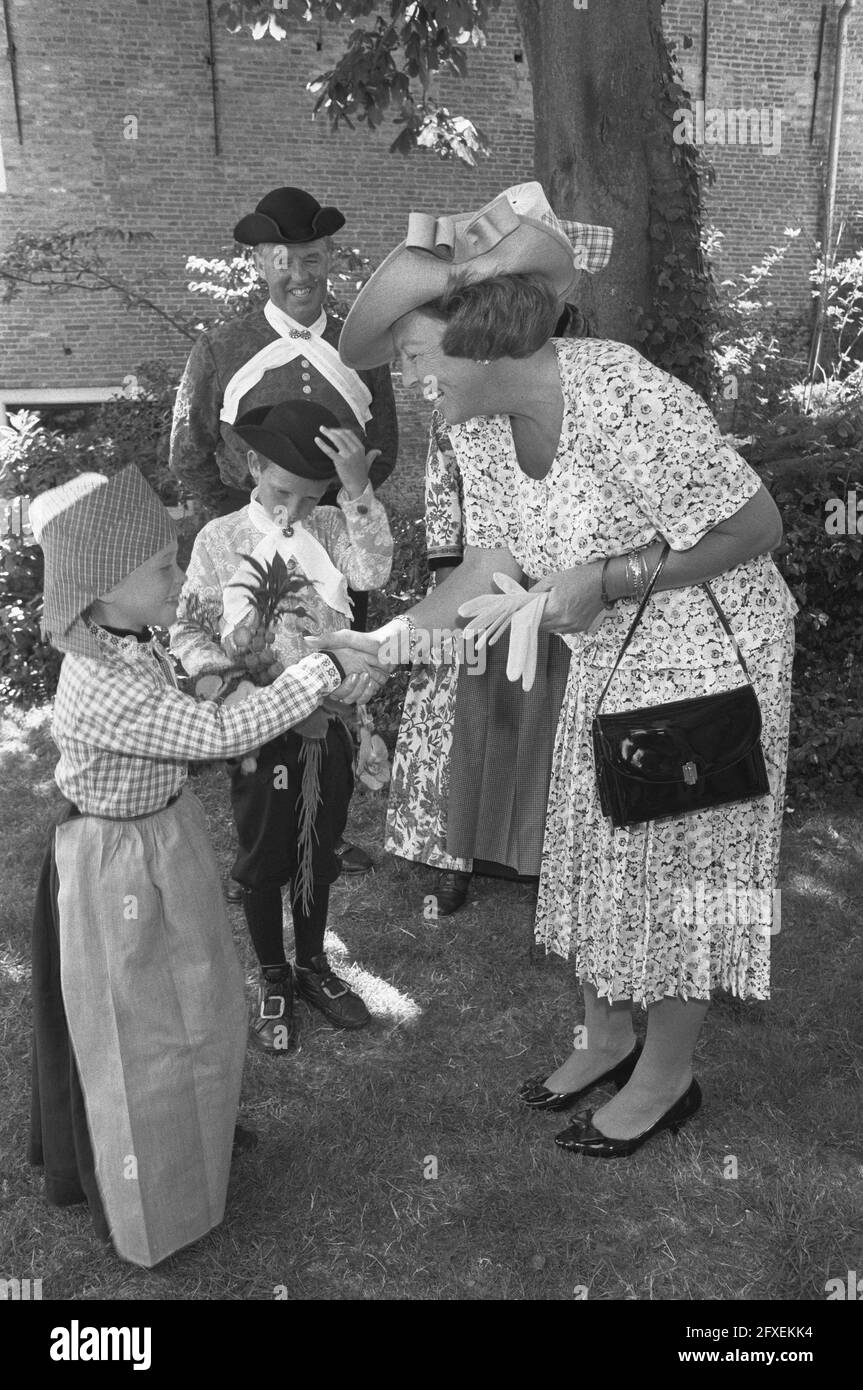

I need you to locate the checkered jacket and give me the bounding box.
[52,623,342,817]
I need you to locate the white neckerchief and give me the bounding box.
[219,299,373,429]
[220,491,352,635]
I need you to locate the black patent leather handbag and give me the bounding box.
[592,543,770,828]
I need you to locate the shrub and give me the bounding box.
[708,228,810,432]
[0,364,179,506]
[0,534,61,705]
[768,457,863,805]
[0,363,188,703]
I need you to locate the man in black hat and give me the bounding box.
[170,186,397,591]
[170,186,398,877]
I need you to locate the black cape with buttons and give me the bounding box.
[169,307,398,514]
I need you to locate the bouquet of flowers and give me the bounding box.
[190,551,328,911]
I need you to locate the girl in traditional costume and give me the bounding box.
[28,464,372,1267]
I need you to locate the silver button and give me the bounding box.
[302,385,312,394]
[301,360,310,369]
[301,372,311,381]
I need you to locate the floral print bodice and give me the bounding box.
[448,339,797,668]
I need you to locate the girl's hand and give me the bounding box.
[330,671,375,704]
[331,647,391,701]
[315,426,380,501]
[532,562,606,634]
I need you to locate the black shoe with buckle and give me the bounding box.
[336,840,374,876]
[293,953,371,1030]
[433,869,472,916]
[251,965,298,1055]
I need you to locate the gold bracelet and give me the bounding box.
[626,551,642,602]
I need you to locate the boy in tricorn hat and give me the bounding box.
[171,398,393,1053]
[170,183,395,875]
[27,465,373,1268]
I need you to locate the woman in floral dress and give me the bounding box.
[384,412,471,885]
[321,185,795,1159]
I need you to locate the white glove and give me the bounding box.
[505,590,548,692]
[458,574,548,691]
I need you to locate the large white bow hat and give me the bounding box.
[339,182,613,369]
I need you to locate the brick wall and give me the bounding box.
[0,0,861,517]
[0,0,535,513]
[665,0,863,310]
[0,0,532,392]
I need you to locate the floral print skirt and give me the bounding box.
[385,660,471,872]
[536,619,795,1005]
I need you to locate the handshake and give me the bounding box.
[308,578,553,701]
[308,626,397,705]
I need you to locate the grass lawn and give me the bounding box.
[1,704,861,1302]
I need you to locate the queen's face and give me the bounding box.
[393,311,490,426]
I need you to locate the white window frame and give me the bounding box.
[0,386,133,428]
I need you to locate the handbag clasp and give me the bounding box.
[682,760,698,786]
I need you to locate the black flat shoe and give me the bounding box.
[233,1124,259,1152]
[519,1043,643,1112]
[554,1078,702,1158]
[433,869,472,916]
[336,840,374,875]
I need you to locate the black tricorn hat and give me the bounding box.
[233,400,343,480]
[233,186,346,247]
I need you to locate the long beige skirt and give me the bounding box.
[54,789,246,1267]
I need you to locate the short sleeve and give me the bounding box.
[425,412,464,562]
[449,416,517,551]
[598,347,761,550]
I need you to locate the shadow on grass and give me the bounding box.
[1,708,861,1301]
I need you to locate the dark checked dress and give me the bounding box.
[385,414,570,874]
[29,623,345,1266]
[451,339,797,1004]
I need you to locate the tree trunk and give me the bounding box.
[517,0,712,392]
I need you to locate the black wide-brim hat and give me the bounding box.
[233,400,343,480]
[233,186,346,247]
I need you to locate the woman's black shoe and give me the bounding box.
[233,1124,259,1152]
[433,870,472,916]
[519,1043,643,1112]
[554,1078,702,1158]
[335,840,374,876]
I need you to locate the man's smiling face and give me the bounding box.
[253,239,331,325]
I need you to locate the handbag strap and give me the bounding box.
[595,542,754,715]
